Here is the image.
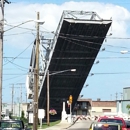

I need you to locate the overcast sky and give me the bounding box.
[1,0,130,103]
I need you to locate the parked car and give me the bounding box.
[98,116,130,130]
[0,119,31,130]
[89,122,121,130]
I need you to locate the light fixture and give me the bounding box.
[33,19,45,25]
[71,69,76,72]
[120,50,128,54]
[101,48,105,51]
[90,73,94,76]
[95,60,99,64]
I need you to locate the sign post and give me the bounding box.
[69,95,73,123]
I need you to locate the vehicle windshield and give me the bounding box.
[0,121,22,129]
[94,125,119,130]
[100,119,123,126]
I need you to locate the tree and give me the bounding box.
[126,104,130,114]
[20,110,27,123]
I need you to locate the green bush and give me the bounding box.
[20,111,28,123]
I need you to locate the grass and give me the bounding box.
[28,120,61,129]
[39,120,61,129]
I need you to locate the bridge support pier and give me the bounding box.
[61,101,67,121]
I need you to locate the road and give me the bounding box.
[42,119,94,130]
[67,120,93,130]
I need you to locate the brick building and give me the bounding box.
[73,98,117,116]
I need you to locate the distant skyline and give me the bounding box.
[1,0,130,103]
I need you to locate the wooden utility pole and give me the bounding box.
[47,70,50,126]
[0,0,4,120]
[33,12,39,130]
[115,92,118,100]
[0,0,10,120]
[11,84,14,114]
[16,83,24,104]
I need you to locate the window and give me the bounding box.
[0,121,22,129]
[100,119,123,126]
[94,125,118,130]
[102,109,111,112]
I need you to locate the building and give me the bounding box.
[92,99,117,116]
[122,87,130,114]
[2,103,28,118]
[73,98,117,116]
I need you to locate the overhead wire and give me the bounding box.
[58,36,130,54]
[59,35,130,49]
[3,76,26,94]
[58,35,130,53]
[4,31,33,36]
[52,56,130,60]
[92,72,130,75]
[3,41,33,66]
[3,75,25,81]
[3,73,27,75]
[4,23,47,33]
[54,30,130,40]
[5,59,29,71]
[4,22,36,32]
[3,57,30,59]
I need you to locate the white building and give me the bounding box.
[2,103,28,118]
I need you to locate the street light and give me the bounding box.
[6,14,43,130]
[120,50,129,54]
[4,19,44,32]
[2,12,44,129]
[33,13,45,130]
[46,69,76,126]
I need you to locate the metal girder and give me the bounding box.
[63,10,103,20]
[27,10,112,118]
[38,10,112,99]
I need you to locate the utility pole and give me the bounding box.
[0,0,10,120]
[10,84,14,114]
[47,70,50,126]
[110,94,112,101]
[115,92,118,100]
[120,93,123,100]
[16,83,24,104]
[0,0,4,120]
[16,83,24,116]
[33,12,39,130]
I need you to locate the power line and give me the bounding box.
[92,72,130,75]
[4,59,28,70]
[57,36,130,54]
[59,35,130,50]
[4,31,33,36]
[59,32,130,40]
[3,41,33,66]
[3,57,30,59]
[3,76,25,88]
[3,75,25,81]
[4,23,45,33]
[51,56,130,60]
[3,68,28,70]
[3,73,27,75]
[3,56,130,61]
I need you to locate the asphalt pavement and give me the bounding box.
[38,120,93,130]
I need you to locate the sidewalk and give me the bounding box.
[39,121,72,130]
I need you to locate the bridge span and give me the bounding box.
[26,10,112,118]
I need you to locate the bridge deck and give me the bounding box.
[38,12,112,117]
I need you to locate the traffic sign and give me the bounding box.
[69,95,73,104]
